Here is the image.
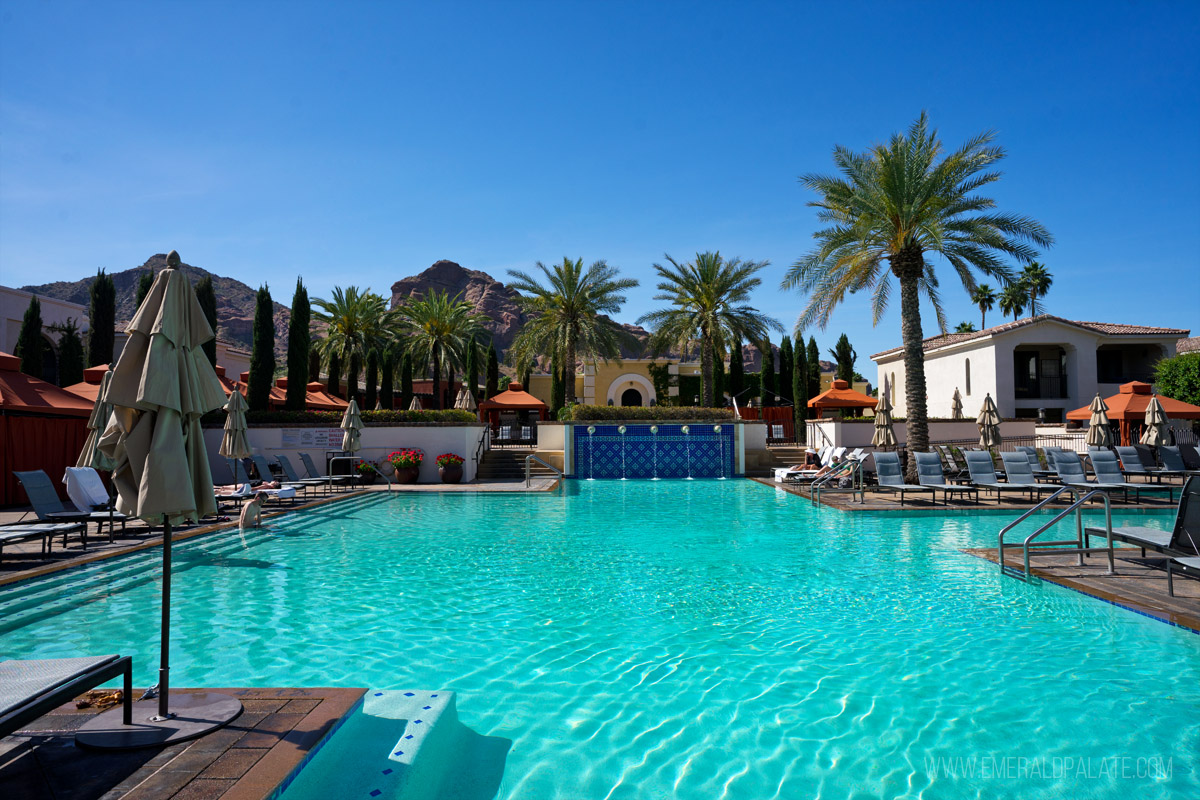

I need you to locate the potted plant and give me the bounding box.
[388,449,423,483]
[355,461,377,485]
[436,453,465,484]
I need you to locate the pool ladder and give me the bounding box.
[809,457,865,506]
[525,454,563,488]
[997,486,1115,581]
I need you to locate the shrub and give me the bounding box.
[435,453,464,467]
[223,408,478,426]
[1155,352,1200,408]
[562,404,735,421]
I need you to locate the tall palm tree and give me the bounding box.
[507,258,639,405]
[1020,262,1052,315]
[312,286,396,401]
[781,113,1052,473]
[999,284,1026,320]
[638,252,781,407]
[395,290,487,409]
[971,284,996,330]
[954,321,976,333]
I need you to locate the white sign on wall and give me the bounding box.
[280,428,346,449]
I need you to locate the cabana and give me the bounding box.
[62,363,110,404]
[230,373,349,411]
[0,351,92,505]
[477,383,549,434]
[807,379,878,419]
[1066,381,1200,445]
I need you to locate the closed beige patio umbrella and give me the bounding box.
[977,393,1002,449]
[1085,392,1114,448]
[408,395,423,411]
[951,388,964,420]
[219,389,252,461]
[80,251,242,749]
[1140,394,1170,447]
[77,366,116,471]
[872,376,897,449]
[454,386,478,412]
[341,398,363,453]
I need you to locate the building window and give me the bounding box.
[890,373,896,404]
[965,358,971,396]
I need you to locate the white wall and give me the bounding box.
[807,418,1037,449]
[203,425,487,484]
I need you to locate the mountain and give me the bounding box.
[22,254,290,361]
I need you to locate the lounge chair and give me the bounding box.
[997,452,1061,500]
[1115,445,1184,484]
[774,446,837,483]
[1082,477,1200,595]
[914,452,979,504]
[1179,443,1200,471]
[935,445,971,484]
[276,454,332,494]
[1158,446,1200,477]
[299,452,355,490]
[871,451,936,505]
[0,655,132,737]
[1088,450,1176,503]
[962,450,1045,503]
[13,470,127,548]
[0,523,86,560]
[1015,445,1054,480]
[63,467,128,540]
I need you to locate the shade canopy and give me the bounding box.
[872,376,897,449]
[808,379,877,416]
[977,393,1002,449]
[78,367,117,471]
[62,363,112,404]
[477,383,549,412]
[0,351,93,417]
[231,373,348,411]
[219,389,252,460]
[1066,381,1200,421]
[341,398,363,453]
[1085,393,1114,448]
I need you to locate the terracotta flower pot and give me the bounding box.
[439,463,463,484]
[394,466,420,484]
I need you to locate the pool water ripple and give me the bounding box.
[1,481,1197,798]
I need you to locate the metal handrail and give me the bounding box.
[475,425,490,466]
[810,458,865,506]
[524,454,563,488]
[329,454,393,493]
[997,486,1114,580]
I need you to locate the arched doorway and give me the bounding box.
[606,373,656,407]
[620,387,642,407]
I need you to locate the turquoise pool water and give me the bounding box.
[1,481,1196,798]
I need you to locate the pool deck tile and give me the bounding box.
[0,687,366,800]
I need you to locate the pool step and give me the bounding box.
[476,449,557,482]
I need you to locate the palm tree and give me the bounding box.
[999,283,1026,320]
[312,286,396,401]
[638,252,781,407]
[1020,262,1052,315]
[954,321,976,333]
[395,290,487,409]
[971,284,996,330]
[782,113,1052,473]
[507,258,639,405]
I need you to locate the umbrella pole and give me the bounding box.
[155,514,173,721]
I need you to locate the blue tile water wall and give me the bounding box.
[571,424,735,479]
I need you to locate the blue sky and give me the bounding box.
[1,1,1197,363]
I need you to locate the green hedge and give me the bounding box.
[561,405,735,421]
[202,409,479,426]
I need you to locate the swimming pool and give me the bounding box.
[1,481,1196,797]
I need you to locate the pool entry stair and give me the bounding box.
[477,449,558,482]
[280,689,509,800]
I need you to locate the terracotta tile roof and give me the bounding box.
[870,315,1191,360]
[1177,336,1200,354]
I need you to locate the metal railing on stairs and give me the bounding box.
[809,457,865,506]
[997,486,1114,580]
[525,455,563,488]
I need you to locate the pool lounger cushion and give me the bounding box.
[0,655,133,737]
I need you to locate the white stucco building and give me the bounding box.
[870,315,1190,422]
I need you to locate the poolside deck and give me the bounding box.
[0,687,364,800]
[965,545,1200,633]
[752,477,1181,513]
[0,478,559,586]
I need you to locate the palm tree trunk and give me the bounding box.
[895,249,929,481]
[564,334,577,405]
[701,331,714,407]
[980,308,985,330]
[432,350,441,410]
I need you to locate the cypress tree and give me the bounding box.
[778,335,793,404]
[793,333,808,443]
[399,353,414,409]
[712,351,725,407]
[195,275,218,366]
[347,352,362,407]
[52,318,85,387]
[465,341,480,400]
[308,349,322,386]
[829,333,857,383]
[379,347,394,409]
[327,353,341,397]
[16,296,44,379]
[247,285,275,411]
[485,343,499,399]
[760,341,775,406]
[135,271,154,308]
[807,336,821,401]
[87,269,115,367]
[365,349,379,408]
[286,278,310,409]
[728,338,745,404]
